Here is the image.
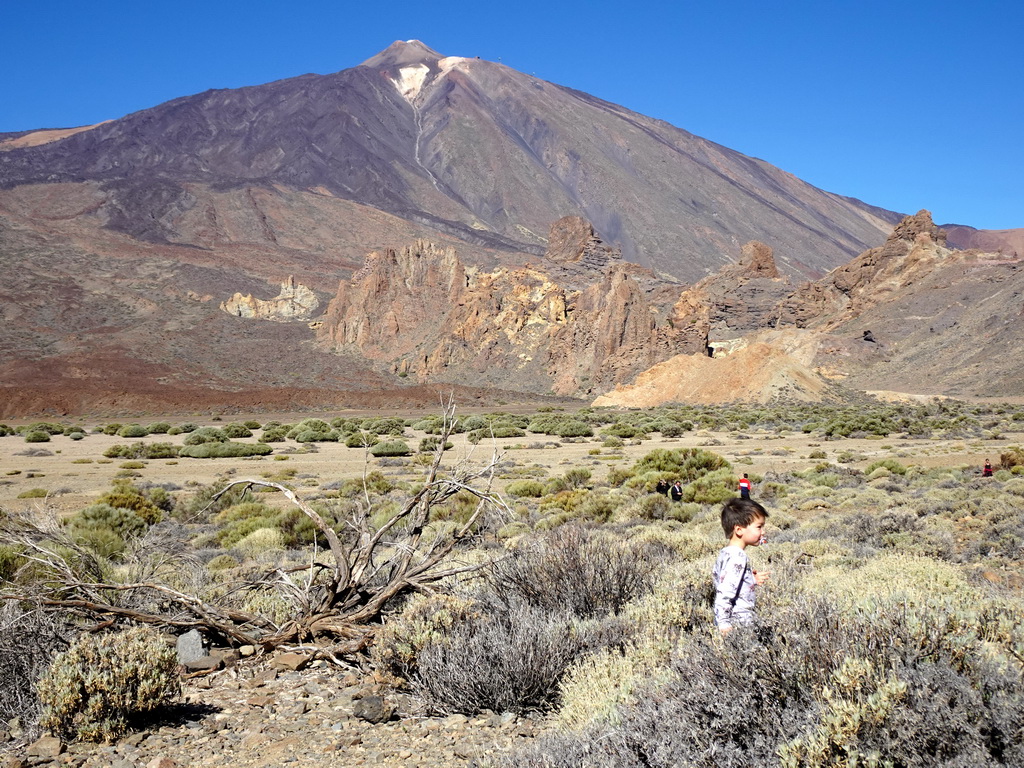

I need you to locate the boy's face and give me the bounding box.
[734,515,766,547]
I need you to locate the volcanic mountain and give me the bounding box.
[0,41,1018,415]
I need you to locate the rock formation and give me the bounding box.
[221,276,319,321]
[318,225,705,397]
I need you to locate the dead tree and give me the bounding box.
[0,398,510,657]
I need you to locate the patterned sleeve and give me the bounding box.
[713,549,748,629]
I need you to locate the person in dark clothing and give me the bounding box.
[983,459,994,477]
[655,479,670,495]
[670,481,683,501]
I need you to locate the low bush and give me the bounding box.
[0,606,70,727]
[507,480,545,498]
[177,442,272,458]
[104,443,179,460]
[221,423,253,438]
[412,603,598,715]
[345,431,379,448]
[116,424,149,438]
[487,525,662,620]
[370,440,412,457]
[183,427,229,446]
[505,593,1024,767]
[37,626,180,742]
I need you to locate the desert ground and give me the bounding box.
[1,407,1017,519]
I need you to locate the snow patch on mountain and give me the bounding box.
[393,64,430,101]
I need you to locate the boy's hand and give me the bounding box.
[753,569,770,586]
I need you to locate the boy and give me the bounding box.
[712,498,769,633]
[738,473,752,499]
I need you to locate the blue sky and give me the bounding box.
[2,0,1020,229]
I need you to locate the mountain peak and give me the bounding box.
[360,39,445,69]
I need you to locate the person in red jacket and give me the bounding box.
[983,459,994,477]
[738,473,752,499]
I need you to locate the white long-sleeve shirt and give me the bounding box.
[712,545,756,629]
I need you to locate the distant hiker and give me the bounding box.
[983,459,994,477]
[712,498,770,634]
[655,478,670,495]
[670,481,683,502]
[738,473,752,499]
[863,330,876,343]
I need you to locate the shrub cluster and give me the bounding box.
[37,626,180,742]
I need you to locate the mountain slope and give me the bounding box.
[1,40,897,283]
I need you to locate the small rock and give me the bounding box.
[246,694,275,708]
[26,735,63,758]
[0,756,27,768]
[176,630,205,665]
[352,695,393,724]
[183,655,222,672]
[272,653,309,672]
[120,732,147,748]
[238,645,256,657]
[146,758,180,768]
[209,648,240,668]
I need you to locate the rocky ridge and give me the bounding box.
[221,277,320,321]
[317,218,706,396]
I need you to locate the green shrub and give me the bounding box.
[104,442,179,460]
[67,431,86,441]
[221,423,253,438]
[507,480,545,498]
[562,468,592,489]
[866,458,908,476]
[102,423,123,436]
[24,421,65,435]
[206,554,240,572]
[23,431,50,443]
[145,422,171,434]
[177,442,272,458]
[183,427,228,446]
[95,482,164,525]
[259,427,288,443]
[16,488,48,499]
[38,626,180,742]
[370,440,412,457]
[116,424,149,438]
[345,431,380,448]
[67,503,147,541]
[419,436,453,453]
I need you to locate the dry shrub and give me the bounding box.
[487,524,664,620]
[412,603,599,715]
[505,592,1024,767]
[0,605,71,730]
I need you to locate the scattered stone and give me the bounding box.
[175,630,205,665]
[182,655,222,673]
[273,653,309,672]
[238,645,256,657]
[146,758,179,768]
[209,648,240,668]
[352,695,393,724]
[246,694,275,708]
[26,736,63,759]
[0,756,27,768]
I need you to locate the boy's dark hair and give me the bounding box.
[721,497,768,537]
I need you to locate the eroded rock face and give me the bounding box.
[775,210,952,328]
[318,236,702,396]
[670,240,789,337]
[221,276,319,321]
